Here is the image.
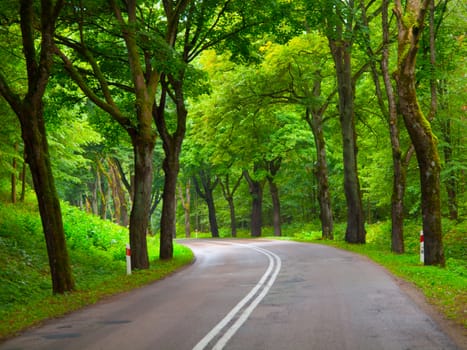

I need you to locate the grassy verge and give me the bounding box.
[0,200,194,340]
[160,220,466,329]
[283,220,467,329]
[1,193,464,339]
[1,246,193,339]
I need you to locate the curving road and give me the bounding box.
[0,239,462,350]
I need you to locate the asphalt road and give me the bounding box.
[0,239,463,350]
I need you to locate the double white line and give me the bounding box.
[193,244,282,350]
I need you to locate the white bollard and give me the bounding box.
[126,243,132,275]
[420,230,424,263]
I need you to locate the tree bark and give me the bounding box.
[205,190,219,238]
[0,0,74,294]
[305,102,333,239]
[128,136,154,269]
[393,0,445,266]
[218,174,243,238]
[244,170,264,237]
[155,77,187,259]
[381,0,405,253]
[194,170,219,238]
[428,2,457,221]
[328,34,366,244]
[21,107,75,293]
[159,149,179,258]
[267,177,281,237]
[56,1,159,269]
[266,158,282,237]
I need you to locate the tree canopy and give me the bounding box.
[1,0,466,293]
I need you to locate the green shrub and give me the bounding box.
[0,199,193,339]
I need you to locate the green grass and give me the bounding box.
[1,189,465,339]
[0,199,194,340]
[180,219,466,329]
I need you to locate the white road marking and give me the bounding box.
[192,243,282,350]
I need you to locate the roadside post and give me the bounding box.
[420,230,424,263]
[126,243,132,275]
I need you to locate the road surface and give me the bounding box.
[0,239,463,350]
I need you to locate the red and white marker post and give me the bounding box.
[126,243,132,275]
[420,230,424,263]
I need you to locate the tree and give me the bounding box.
[257,35,336,239]
[419,0,466,221]
[243,168,265,237]
[55,1,159,269]
[193,168,220,238]
[393,0,445,265]
[57,0,287,260]
[193,48,317,237]
[265,157,283,236]
[0,0,74,293]
[218,172,243,237]
[306,0,367,243]
[327,0,366,243]
[155,0,290,257]
[358,0,409,253]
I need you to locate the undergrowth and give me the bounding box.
[1,187,465,339]
[0,200,193,339]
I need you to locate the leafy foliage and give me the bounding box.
[0,185,193,338]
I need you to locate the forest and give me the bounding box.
[0,0,465,302]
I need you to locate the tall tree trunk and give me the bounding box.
[159,119,183,260]
[429,2,457,221]
[129,136,154,269]
[0,0,73,294]
[155,77,187,259]
[244,170,263,237]
[305,103,333,240]
[393,0,445,266]
[194,171,219,238]
[267,177,282,237]
[266,158,282,237]
[381,0,405,253]
[20,108,75,293]
[328,35,366,244]
[206,191,219,238]
[219,174,242,238]
[57,1,160,269]
[160,151,179,258]
[227,197,237,237]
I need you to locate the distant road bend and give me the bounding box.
[0,239,463,350]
